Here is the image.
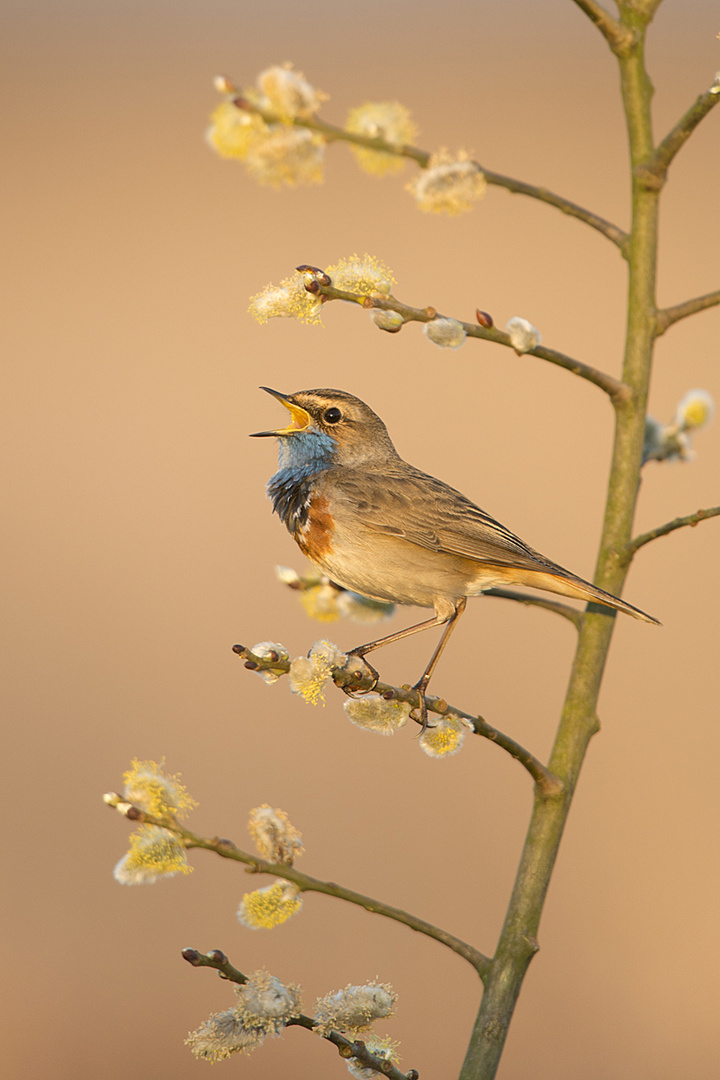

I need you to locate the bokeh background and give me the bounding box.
[3,2,719,1077]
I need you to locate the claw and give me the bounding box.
[411,682,431,735]
[343,651,380,697]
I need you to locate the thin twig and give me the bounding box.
[483,588,584,627]
[181,949,418,1080]
[479,167,629,253]
[230,97,629,251]
[638,83,720,184]
[234,646,564,796]
[182,947,249,984]
[655,288,720,335]
[570,0,635,54]
[316,284,631,402]
[284,574,583,628]
[514,340,631,403]
[625,505,720,560]
[106,796,492,979]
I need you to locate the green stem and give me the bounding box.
[459,13,660,1077]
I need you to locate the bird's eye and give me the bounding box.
[323,407,342,424]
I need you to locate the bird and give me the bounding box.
[251,387,659,729]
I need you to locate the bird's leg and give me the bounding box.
[345,612,452,695]
[412,597,467,734]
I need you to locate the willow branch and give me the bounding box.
[570,0,635,54]
[181,949,418,1080]
[639,82,720,183]
[313,282,631,402]
[231,96,628,251]
[234,645,564,796]
[478,167,629,252]
[655,288,720,335]
[182,947,250,984]
[624,505,720,560]
[105,795,491,978]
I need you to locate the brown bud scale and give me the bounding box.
[295,264,331,286]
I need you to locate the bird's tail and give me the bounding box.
[508,569,660,625]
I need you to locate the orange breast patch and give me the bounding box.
[295,493,335,560]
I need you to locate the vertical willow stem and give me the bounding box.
[459,11,660,1078]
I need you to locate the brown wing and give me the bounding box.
[324,463,659,625]
[330,462,564,575]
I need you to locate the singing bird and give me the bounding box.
[252,388,658,727]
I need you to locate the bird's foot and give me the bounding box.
[342,650,380,697]
[410,682,431,735]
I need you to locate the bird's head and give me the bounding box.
[250,388,398,469]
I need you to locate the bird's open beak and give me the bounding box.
[249,387,312,437]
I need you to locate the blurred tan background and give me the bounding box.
[3,2,719,1077]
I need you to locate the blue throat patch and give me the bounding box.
[267,430,336,533]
